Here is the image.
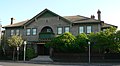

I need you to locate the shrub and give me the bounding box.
[45,32,76,53]
[26,47,37,60]
[75,33,88,52]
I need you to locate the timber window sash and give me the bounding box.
[79,26,84,34]
[32,28,37,35]
[26,28,31,36]
[64,26,70,33]
[87,26,92,34]
[57,27,63,34]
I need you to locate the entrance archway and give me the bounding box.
[37,26,55,55]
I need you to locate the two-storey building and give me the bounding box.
[3,9,117,55]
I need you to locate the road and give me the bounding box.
[0,62,120,66]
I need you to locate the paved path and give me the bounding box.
[29,56,53,64]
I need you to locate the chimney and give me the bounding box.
[91,15,95,19]
[97,9,101,21]
[11,17,14,25]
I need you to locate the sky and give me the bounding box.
[0,0,120,29]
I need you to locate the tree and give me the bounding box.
[7,35,23,61]
[89,26,118,53]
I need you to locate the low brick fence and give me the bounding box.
[51,52,120,62]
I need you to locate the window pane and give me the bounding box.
[47,29,51,32]
[65,27,70,33]
[32,28,37,35]
[27,29,31,35]
[11,30,14,35]
[16,29,20,35]
[79,26,84,34]
[57,27,62,34]
[87,26,92,33]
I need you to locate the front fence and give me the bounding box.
[51,52,120,62]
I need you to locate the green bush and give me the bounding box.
[26,47,37,60]
[75,33,88,52]
[45,32,77,53]
[46,27,120,53]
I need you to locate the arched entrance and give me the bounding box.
[37,26,54,55]
[39,26,54,41]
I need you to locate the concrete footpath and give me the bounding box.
[1,56,120,66]
[23,56,120,65]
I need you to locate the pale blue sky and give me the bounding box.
[0,0,120,29]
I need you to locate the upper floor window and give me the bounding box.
[65,26,70,33]
[26,28,31,36]
[11,30,14,36]
[57,27,63,34]
[47,29,51,32]
[32,28,37,35]
[16,29,20,35]
[87,26,92,34]
[79,26,84,34]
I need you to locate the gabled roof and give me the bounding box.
[63,15,101,24]
[3,9,117,29]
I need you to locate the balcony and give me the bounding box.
[39,32,55,43]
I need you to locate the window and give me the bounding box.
[57,27,63,34]
[65,26,70,33]
[79,26,84,34]
[47,29,51,32]
[32,28,37,35]
[16,29,20,35]
[103,29,106,31]
[87,26,92,34]
[11,30,14,35]
[26,28,31,36]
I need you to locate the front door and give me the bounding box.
[37,44,50,55]
[37,44,44,55]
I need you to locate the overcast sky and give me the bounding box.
[0,0,120,29]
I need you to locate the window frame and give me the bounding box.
[10,30,14,36]
[47,28,51,32]
[57,27,63,35]
[64,26,70,33]
[79,26,84,34]
[26,28,31,36]
[32,28,37,35]
[16,29,20,35]
[86,26,92,34]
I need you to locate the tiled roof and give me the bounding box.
[3,20,28,28]
[63,15,100,23]
[102,23,117,28]
[2,9,116,28]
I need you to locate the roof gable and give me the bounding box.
[37,10,58,18]
[24,9,71,26]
